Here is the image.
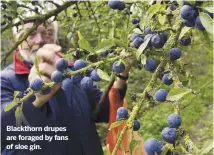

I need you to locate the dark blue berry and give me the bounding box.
[90,70,101,82]
[151,34,165,48]
[80,77,93,90]
[168,5,177,11]
[131,33,141,41]
[73,59,86,70]
[132,18,140,24]
[180,5,196,20]
[73,12,77,17]
[144,27,153,34]
[86,68,94,77]
[62,78,73,90]
[108,1,125,10]
[162,73,173,85]
[133,37,144,49]
[30,78,44,91]
[117,107,128,120]
[167,113,182,128]
[154,89,168,102]
[182,18,195,27]
[180,36,191,46]
[159,32,167,43]
[51,70,63,83]
[195,16,205,30]
[144,138,163,155]
[112,61,125,73]
[144,58,157,71]
[117,1,125,10]
[103,50,108,56]
[169,48,182,60]
[56,58,68,71]
[133,120,141,131]
[161,127,177,143]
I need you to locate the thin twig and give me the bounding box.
[1,1,76,33]
[180,79,213,109]
[76,3,82,19]
[87,1,101,32]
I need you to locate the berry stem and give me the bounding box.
[66,53,133,76]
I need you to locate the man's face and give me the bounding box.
[15,22,56,63]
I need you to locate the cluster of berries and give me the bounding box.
[116,107,140,131]
[144,113,182,155]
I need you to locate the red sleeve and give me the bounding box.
[106,87,130,155]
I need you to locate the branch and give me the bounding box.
[45,1,61,8]
[76,3,82,19]
[87,1,101,31]
[5,52,134,115]
[17,4,36,12]
[1,1,76,33]
[111,126,128,155]
[67,53,133,76]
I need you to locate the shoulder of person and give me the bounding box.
[1,63,15,79]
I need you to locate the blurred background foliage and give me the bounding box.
[1,0,213,154]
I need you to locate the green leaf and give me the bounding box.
[130,139,141,153]
[4,91,21,112]
[202,31,212,49]
[77,31,94,53]
[4,101,17,112]
[15,107,22,127]
[97,69,110,82]
[179,27,192,40]
[199,12,213,35]
[166,87,192,101]
[186,0,196,6]
[158,14,167,25]
[20,108,31,126]
[136,35,153,59]
[67,32,72,39]
[103,145,112,155]
[176,0,184,6]
[109,120,126,130]
[94,38,115,51]
[141,54,147,65]
[9,1,17,11]
[115,60,122,66]
[201,142,214,154]
[114,39,127,48]
[204,7,214,13]
[109,27,114,38]
[148,4,165,18]
[120,29,129,45]
[14,91,20,99]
